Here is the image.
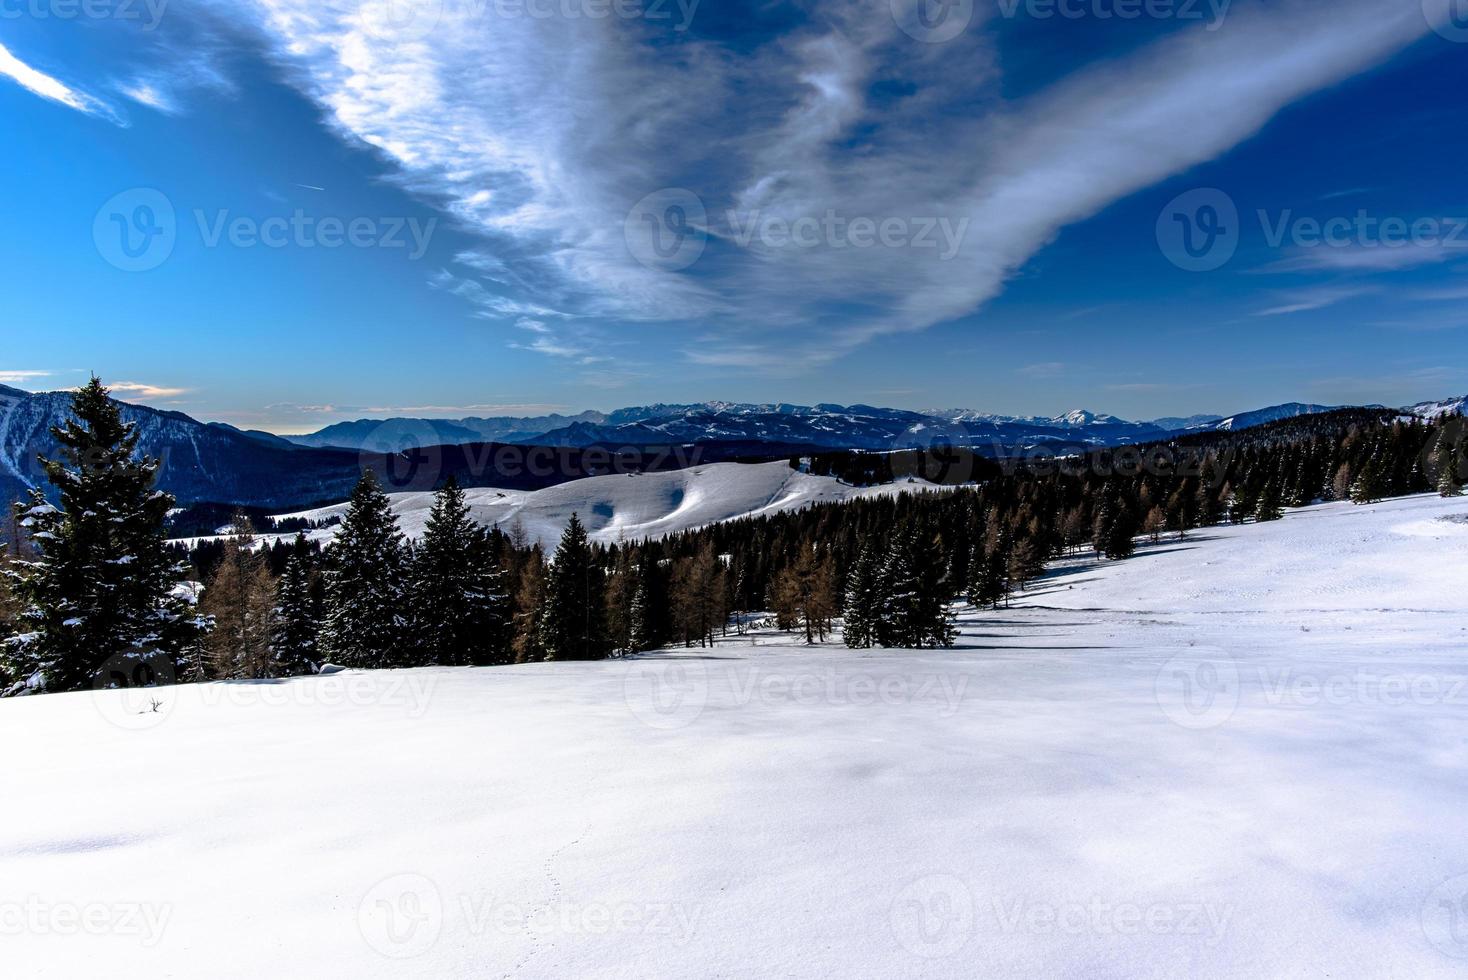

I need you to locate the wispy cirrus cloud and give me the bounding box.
[108,381,192,400]
[188,0,1432,370]
[0,370,55,385]
[0,41,119,122]
[1254,285,1377,317]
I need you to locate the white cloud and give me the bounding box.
[108,381,192,399]
[1255,285,1377,317]
[205,0,1431,366]
[0,370,54,385]
[1260,243,1464,274]
[0,41,117,121]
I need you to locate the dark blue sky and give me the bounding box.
[1,0,1464,431]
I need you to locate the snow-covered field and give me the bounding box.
[230,460,933,550]
[8,493,1468,978]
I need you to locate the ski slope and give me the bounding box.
[267,460,935,550]
[6,493,1468,978]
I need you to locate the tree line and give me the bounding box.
[2,379,1464,695]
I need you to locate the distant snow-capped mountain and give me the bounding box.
[1404,395,1468,419]
[281,397,1463,454]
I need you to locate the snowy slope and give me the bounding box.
[6,493,1468,978]
[1406,395,1468,419]
[268,460,937,550]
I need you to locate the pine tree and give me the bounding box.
[319,471,406,669]
[842,542,881,649]
[2,378,197,695]
[1103,500,1138,560]
[407,477,508,667]
[539,514,608,661]
[1435,426,1465,497]
[273,540,318,676]
[629,573,656,653]
[968,525,1007,611]
[1253,478,1284,522]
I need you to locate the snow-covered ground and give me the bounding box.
[181,460,937,551]
[8,493,1468,978]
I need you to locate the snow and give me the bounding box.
[263,460,935,551]
[5,493,1468,977]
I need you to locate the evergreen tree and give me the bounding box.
[842,542,881,649]
[273,540,318,676]
[1253,477,1284,522]
[407,477,508,667]
[1435,425,1465,497]
[1102,500,1138,560]
[539,514,608,661]
[2,378,197,695]
[319,471,407,669]
[628,573,656,652]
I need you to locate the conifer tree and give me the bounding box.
[842,542,881,649]
[773,545,836,644]
[407,477,507,667]
[320,471,406,669]
[1102,500,1138,560]
[2,378,197,695]
[629,573,656,652]
[539,514,608,661]
[1435,425,1465,497]
[1253,478,1284,522]
[273,540,319,676]
[512,548,547,663]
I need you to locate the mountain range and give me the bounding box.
[281,400,1386,454]
[1,384,1463,517]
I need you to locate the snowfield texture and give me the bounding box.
[265,460,935,550]
[6,493,1468,978]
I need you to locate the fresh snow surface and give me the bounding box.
[7,493,1468,978]
[265,460,936,550]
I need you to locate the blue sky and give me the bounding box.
[1,0,1466,432]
